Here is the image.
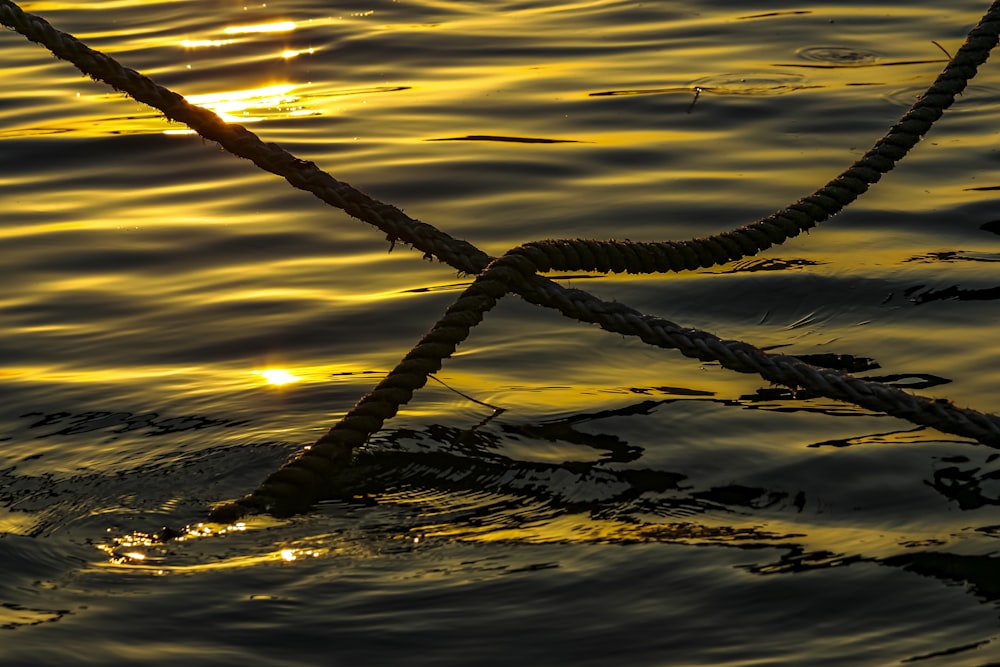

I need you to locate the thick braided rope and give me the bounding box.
[5,0,1000,521]
[212,251,1000,521]
[210,0,1000,518]
[0,0,491,276]
[6,0,999,278]
[209,258,536,520]
[520,277,1000,441]
[510,6,1000,273]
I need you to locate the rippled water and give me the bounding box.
[3,1,1000,664]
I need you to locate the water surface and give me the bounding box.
[2,1,1000,664]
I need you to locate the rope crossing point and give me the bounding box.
[3,0,1000,521]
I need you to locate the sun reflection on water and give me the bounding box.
[180,38,236,49]
[280,47,315,59]
[223,21,297,35]
[253,369,300,386]
[96,520,333,573]
[159,83,319,134]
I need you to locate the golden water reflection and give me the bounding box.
[253,369,300,386]
[223,21,296,35]
[179,39,236,49]
[181,84,304,124]
[3,2,1000,660]
[95,518,339,574]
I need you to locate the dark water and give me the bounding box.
[2,1,1000,664]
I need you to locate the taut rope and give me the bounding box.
[3,0,999,521]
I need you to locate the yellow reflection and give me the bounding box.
[224,21,296,35]
[181,38,236,49]
[0,364,203,385]
[93,508,974,575]
[0,363,379,402]
[185,84,295,105]
[160,84,309,132]
[182,84,299,123]
[0,508,38,536]
[414,509,967,560]
[278,548,320,561]
[253,369,300,385]
[281,48,316,59]
[0,604,64,629]
[96,521,327,572]
[25,1,188,9]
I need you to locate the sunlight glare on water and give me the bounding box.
[2,0,1000,665]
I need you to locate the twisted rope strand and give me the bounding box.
[519,278,1000,443]
[209,257,538,520]
[5,0,1000,522]
[210,0,1000,518]
[0,0,491,275]
[508,10,1000,273]
[509,8,1000,274]
[212,249,1000,521]
[6,0,999,279]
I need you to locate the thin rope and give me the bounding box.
[4,0,1000,522]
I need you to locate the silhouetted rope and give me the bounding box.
[5,0,997,277]
[4,0,1000,523]
[215,254,1000,520]
[0,0,490,275]
[509,11,997,274]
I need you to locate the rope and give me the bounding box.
[212,254,1000,521]
[0,0,490,275]
[5,0,1000,522]
[508,6,1000,275]
[210,260,531,520]
[5,0,997,278]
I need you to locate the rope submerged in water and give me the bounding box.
[3,0,1000,521]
